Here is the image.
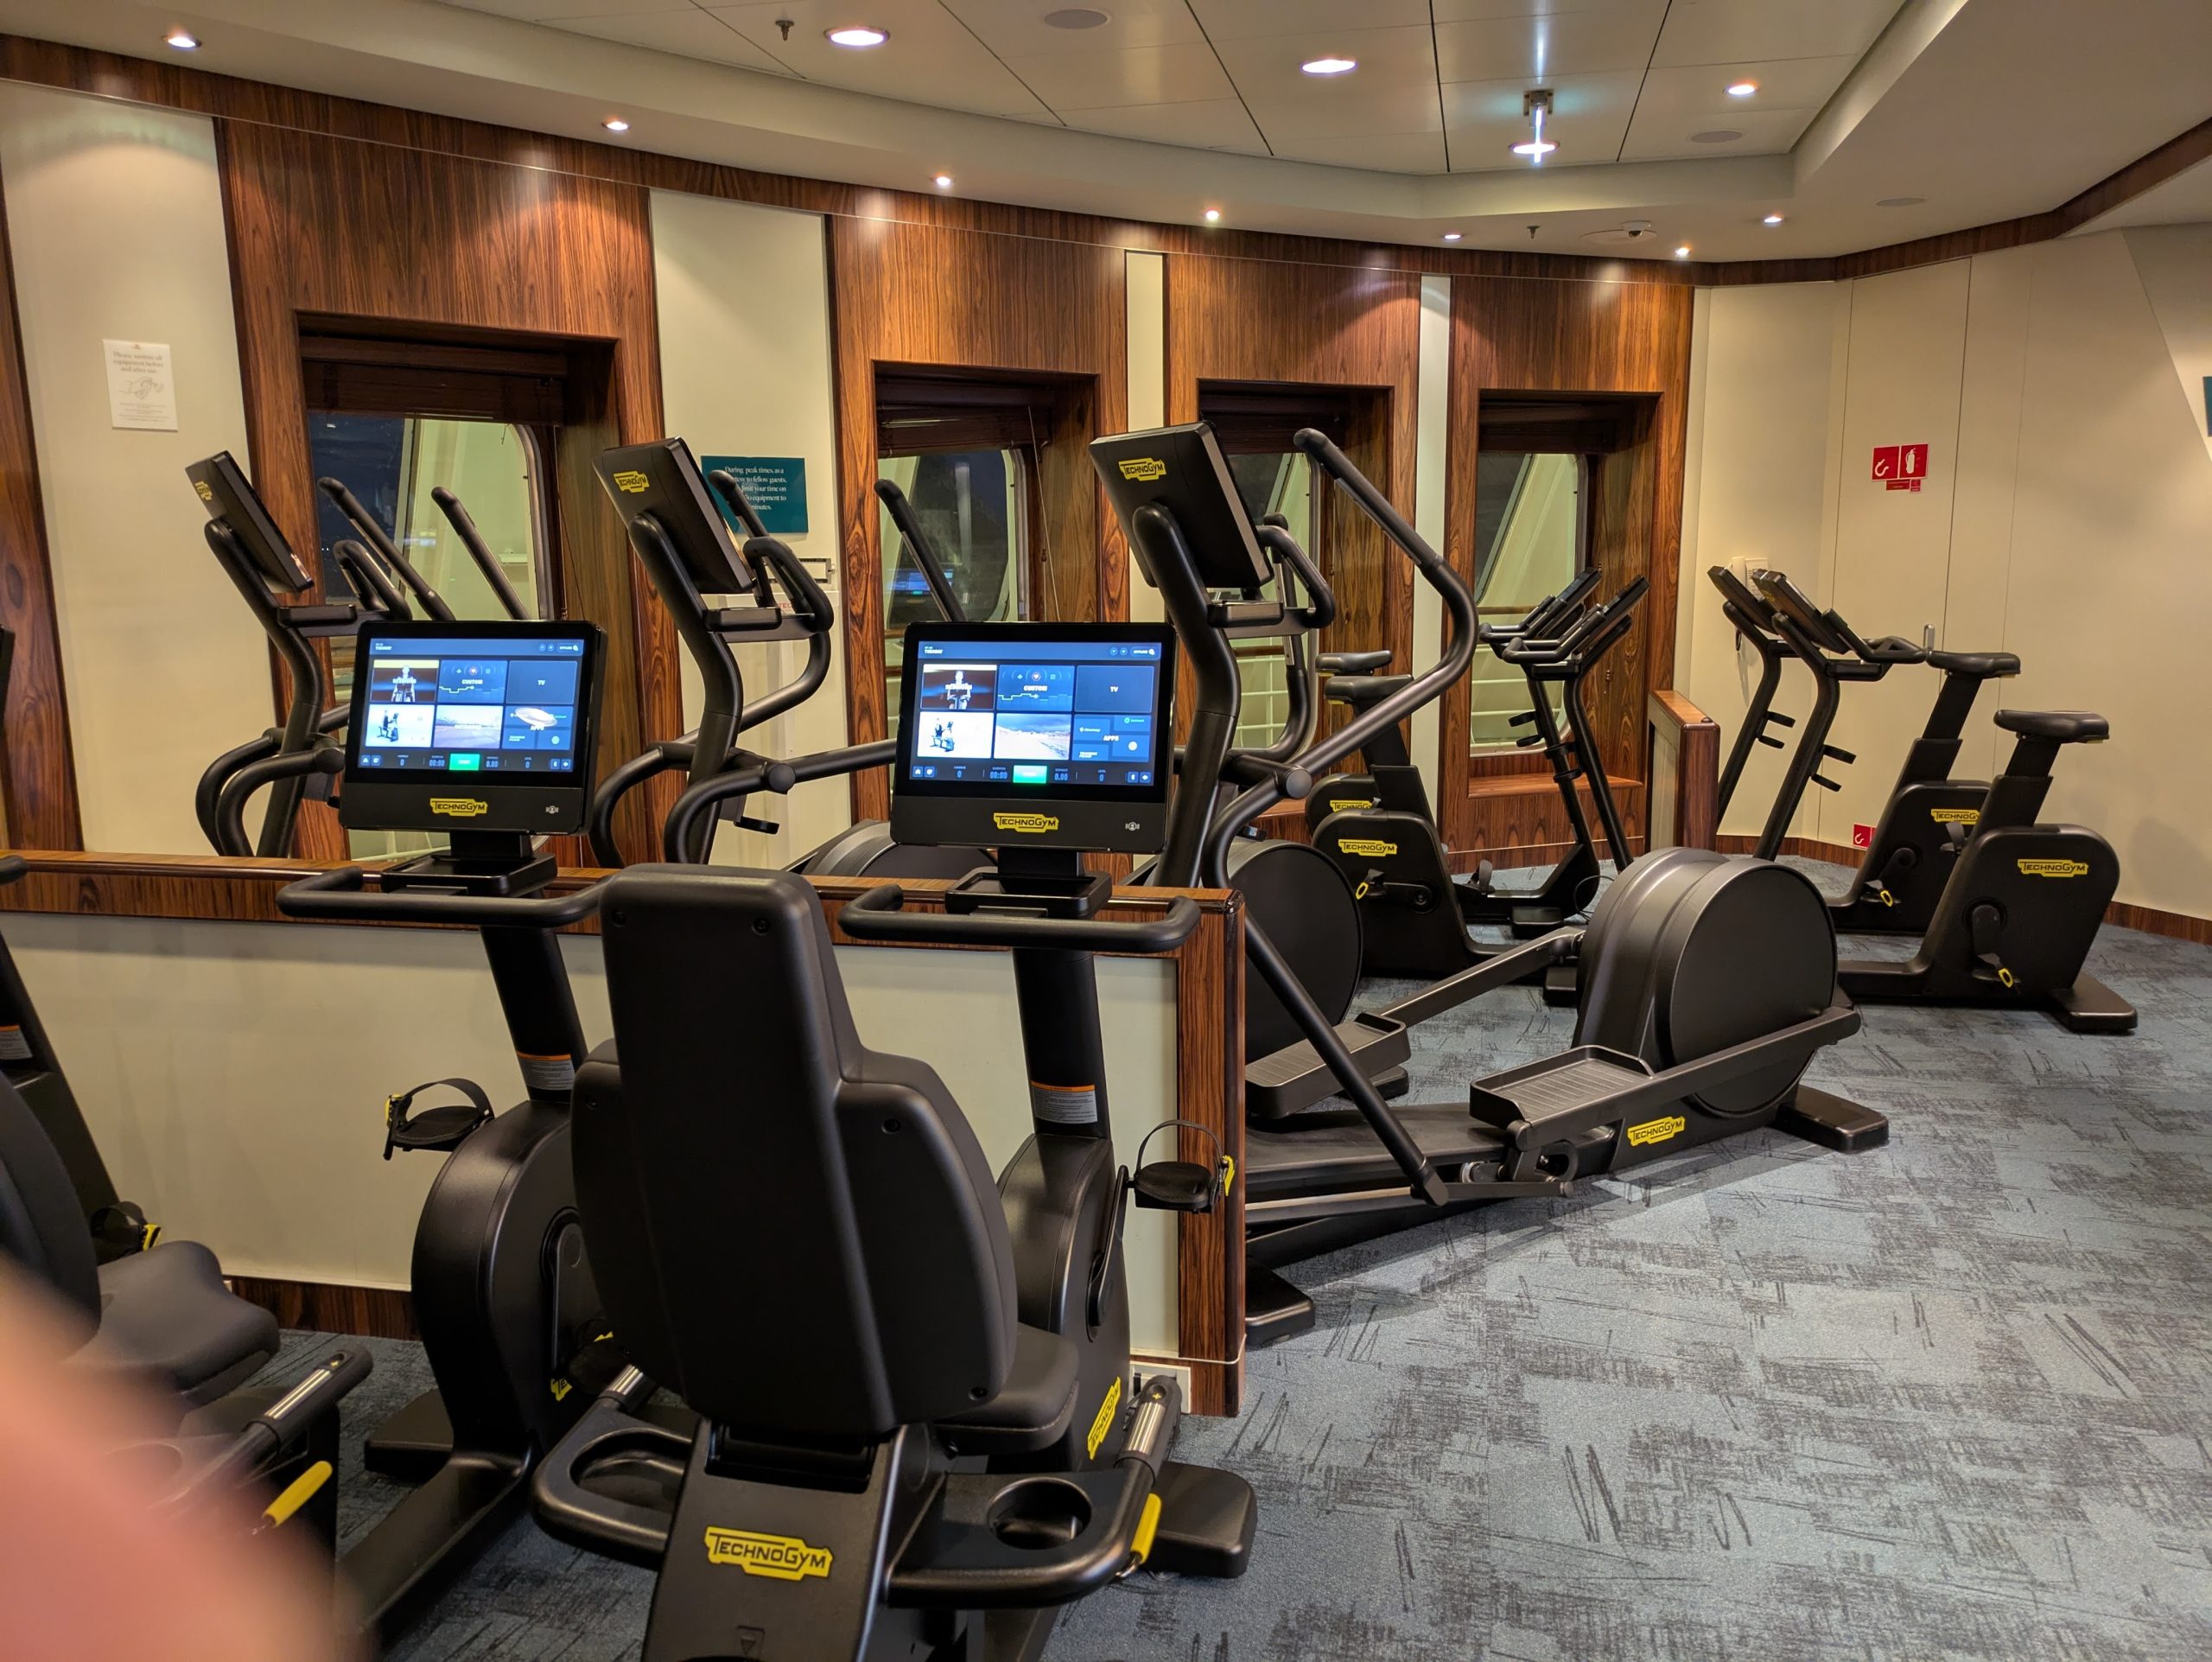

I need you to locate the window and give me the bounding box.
[878,447,1029,717]
[1468,451,1586,753]
[1224,451,1316,754]
[308,411,550,856]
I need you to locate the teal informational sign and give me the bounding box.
[701,455,808,537]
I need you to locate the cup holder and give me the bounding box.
[987,1475,1094,1551]
[109,1439,187,1488]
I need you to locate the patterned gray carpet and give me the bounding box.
[264,864,2212,1660]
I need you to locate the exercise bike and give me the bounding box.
[1710,564,2018,933]
[273,614,627,1643]
[531,624,1255,1659]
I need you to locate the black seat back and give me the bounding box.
[580,866,1017,1440]
[0,1076,100,1327]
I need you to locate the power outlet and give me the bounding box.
[1132,1356,1194,1409]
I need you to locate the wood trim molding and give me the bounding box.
[1648,688,1719,851]
[0,165,80,850]
[1717,834,2212,945]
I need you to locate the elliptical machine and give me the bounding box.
[531,620,1255,1660]
[1094,423,1886,1342]
[1711,564,2016,933]
[274,614,623,1643]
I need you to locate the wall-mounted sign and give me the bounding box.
[1871,443,1930,493]
[104,339,176,431]
[701,455,808,536]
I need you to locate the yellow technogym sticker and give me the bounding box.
[1327,798,1375,812]
[1337,837,1398,858]
[1117,457,1166,482]
[703,1529,834,1582]
[993,812,1060,834]
[1085,1376,1123,1460]
[2017,858,2090,878]
[611,469,650,494]
[194,480,213,501]
[429,798,492,818]
[1626,1115,1687,1149]
[1929,807,1980,825]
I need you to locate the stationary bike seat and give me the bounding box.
[1323,673,1413,709]
[1319,651,1392,676]
[1994,709,2108,743]
[1925,649,2020,678]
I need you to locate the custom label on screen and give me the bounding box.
[1626,1115,1687,1148]
[1085,1376,1123,1460]
[1337,837,1398,858]
[1116,457,1166,482]
[703,1529,834,1581]
[2017,857,2089,878]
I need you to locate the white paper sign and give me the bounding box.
[104,339,177,431]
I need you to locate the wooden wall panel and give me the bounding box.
[1441,276,1693,863]
[0,166,79,849]
[1164,257,1422,685]
[830,218,1126,822]
[214,121,671,859]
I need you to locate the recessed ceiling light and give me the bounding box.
[1876,195,1927,208]
[1442,232,1463,241]
[1675,245,1691,258]
[933,174,954,189]
[602,118,630,132]
[825,25,889,48]
[1690,130,1742,144]
[1726,80,1758,97]
[1510,138,1558,158]
[1762,213,1783,225]
[165,29,199,49]
[1042,6,1109,26]
[1301,56,1357,75]
[1204,207,1222,223]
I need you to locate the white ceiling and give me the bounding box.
[442,0,1906,176]
[1,0,2208,262]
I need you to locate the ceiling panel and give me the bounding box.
[1005,41,1235,111]
[1433,6,1665,82]
[554,9,791,72]
[1629,54,1857,118]
[1440,69,1639,169]
[705,0,1056,118]
[1652,0,1903,68]
[1619,104,1812,162]
[1267,130,1452,174]
[1059,98,1270,156]
[940,0,1207,56]
[1189,0,1431,43]
[444,0,695,20]
[1430,0,1666,19]
[1211,25,1440,137]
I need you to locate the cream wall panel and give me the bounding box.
[0,84,266,856]
[1123,250,1166,627]
[2002,232,2212,919]
[7,909,1183,1353]
[1817,259,1971,847]
[1676,281,1845,841]
[2122,225,2212,467]
[650,190,848,866]
[1410,272,1451,803]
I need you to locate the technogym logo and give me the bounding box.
[429,798,491,818]
[2017,858,2090,878]
[994,812,1060,834]
[1085,1376,1122,1459]
[1626,1115,1687,1148]
[194,480,213,501]
[1336,837,1397,858]
[1326,798,1375,813]
[611,469,650,494]
[1117,457,1166,482]
[703,1529,834,1582]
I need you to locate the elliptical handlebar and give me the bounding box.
[660,739,898,863]
[1254,524,1336,632]
[213,745,344,857]
[703,468,770,541]
[276,863,607,927]
[429,486,530,621]
[839,883,1201,954]
[315,475,457,622]
[873,477,968,625]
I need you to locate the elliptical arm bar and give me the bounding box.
[315,476,455,622]
[1255,524,1336,631]
[661,738,898,863]
[332,539,407,619]
[429,487,528,621]
[872,476,968,625]
[586,741,695,868]
[195,733,281,853]
[213,748,343,858]
[730,533,837,735]
[702,467,770,539]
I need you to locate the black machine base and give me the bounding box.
[1147,1458,1259,1580]
[365,1388,454,1481]
[1839,964,2138,1035]
[1244,1265,1317,1346]
[1773,1085,1891,1151]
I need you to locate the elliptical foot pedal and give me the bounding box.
[2047,974,2137,1035]
[1145,1460,1257,1580]
[1246,1012,1412,1119]
[1244,1265,1315,1347]
[364,1388,454,1481]
[1772,1086,1889,1152]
